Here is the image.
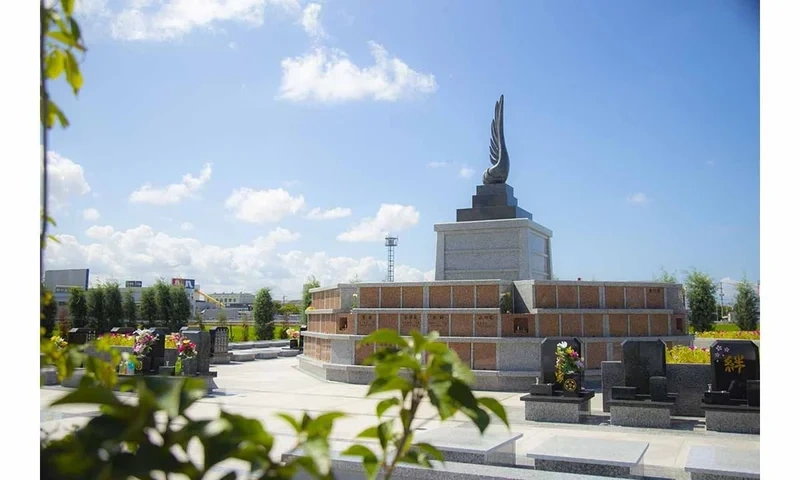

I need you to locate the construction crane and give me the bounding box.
[194,289,226,309]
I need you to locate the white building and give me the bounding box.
[207,292,255,307]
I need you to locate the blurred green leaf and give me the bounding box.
[478,397,509,428]
[61,0,75,16]
[45,50,65,79]
[366,376,413,397]
[360,329,408,348]
[341,444,379,480]
[356,426,379,439]
[307,411,346,437]
[376,397,399,418]
[302,437,332,477]
[413,442,444,462]
[64,50,83,94]
[50,386,124,408]
[276,413,302,433]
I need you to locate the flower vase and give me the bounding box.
[138,357,152,374]
[561,373,582,397]
[174,358,183,376]
[289,339,299,349]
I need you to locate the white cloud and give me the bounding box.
[47,150,91,210]
[109,0,301,41]
[45,223,431,298]
[427,161,450,168]
[228,41,238,50]
[224,188,305,223]
[129,163,212,205]
[180,222,194,231]
[307,207,352,220]
[337,204,420,242]
[82,208,100,221]
[626,192,649,206]
[300,3,326,40]
[278,41,437,102]
[459,166,475,178]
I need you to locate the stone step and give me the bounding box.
[278,348,301,358]
[230,351,255,362]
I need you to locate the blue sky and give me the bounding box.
[45,0,760,300]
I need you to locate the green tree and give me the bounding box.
[139,286,158,327]
[241,313,251,342]
[104,282,124,328]
[301,275,320,324]
[67,287,88,328]
[123,290,138,327]
[87,287,108,333]
[685,270,718,332]
[216,309,230,340]
[653,266,678,283]
[279,302,301,315]
[169,285,192,332]
[41,284,58,336]
[733,277,760,331]
[253,287,275,340]
[154,280,172,327]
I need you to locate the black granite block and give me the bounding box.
[746,380,760,407]
[622,340,667,396]
[710,340,759,401]
[612,386,638,400]
[649,376,668,402]
[456,205,532,222]
[530,383,554,396]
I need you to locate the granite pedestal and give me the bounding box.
[703,404,760,434]
[434,218,553,281]
[608,398,675,428]
[684,445,759,479]
[526,436,649,479]
[520,392,594,423]
[414,424,523,466]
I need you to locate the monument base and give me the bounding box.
[434,218,553,281]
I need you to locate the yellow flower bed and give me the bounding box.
[694,330,760,340]
[102,334,136,347]
[666,345,710,364]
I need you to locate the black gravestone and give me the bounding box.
[649,376,668,402]
[540,337,582,390]
[299,325,308,351]
[622,339,666,396]
[67,327,96,345]
[147,328,168,372]
[710,340,759,402]
[209,327,229,356]
[110,327,135,335]
[747,380,760,407]
[182,328,210,376]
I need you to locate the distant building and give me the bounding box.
[44,269,90,307]
[207,292,255,307]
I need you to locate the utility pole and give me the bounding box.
[718,281,724,322]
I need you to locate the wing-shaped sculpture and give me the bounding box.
[483,94,510,185]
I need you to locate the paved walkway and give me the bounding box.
[40,357,759,479]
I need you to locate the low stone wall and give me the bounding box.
[601,361,711,417]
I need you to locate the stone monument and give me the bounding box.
[435,95,554,282]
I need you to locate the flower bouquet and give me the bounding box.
[50,335,67,350]
[286,327,300,349]
[555,341,585,395]
[133,330,158,372]
[175,337,197,376]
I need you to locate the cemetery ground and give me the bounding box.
[40,356,759,480]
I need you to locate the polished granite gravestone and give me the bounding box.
[110,326,136,335]
[702,340,760,434]
[67,327,96,346]
[622,339,667,396]
[181,328,211,376]
[709,340,759,402]
[147,328,169,373]
[209,327,231,364]
[540,337,583,391]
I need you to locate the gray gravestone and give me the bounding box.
[649,376,668,402]
[622,339,666,396]
[209,327,229,356]
[182,328,211,375]
[540,337,582,390]
[710,340,759,402]
[147,328,168,371]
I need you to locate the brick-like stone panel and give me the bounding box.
[587,342,608,369]
[630,314,649,336]
[561,314,582,336]
[451,314,473,337]
[337,314,355,334]
[476,285,500,308]
[673,315,686,334]
[612,341,623,361]
[402,287,423,308]
[605,287,624,308]
[448,342,472,366]
[557,285,578,308]
[645,287,665,309]
[331,291,341,310]
[429,286,451,308]
[326,314,336,334]
[609,314,628,336]
[381,287,401,308]
[427,314,448,335]
[378,313,398,331]
[650,314,669,336]
[501,314,534,336]
[535,285,556,308]
[355,342,374,365]
[583,314,603,337]
[311,293,322,309]
[357,314,376,335]
[475,314,497,337]
[453,285,475,308]
[539,314,559,337]
[579,286,601,308]
[399,313,422,335]
[473,343,497,370]
[360,287,379,308]
[625,287,645,308]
